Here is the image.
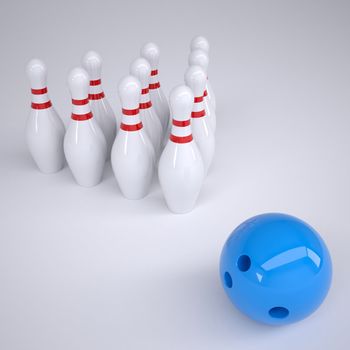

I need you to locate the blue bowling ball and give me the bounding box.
[220,213,332,325]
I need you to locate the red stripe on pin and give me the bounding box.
[72,98,89,105]
[141,88,149,94]
[203,90,208,97]
[122,108,139,115]
[71,112,93,121]
[170,134,193,144]
[89,92,105,100]
[31,101,52,109]
[120,122,143,131]
[151,70,158,76]
[194,96,204,103]
[191,110,205,118]
[90,79,101,86]
[139,101,152,109]
[172,119,190,127]
[149,82,160,89]
[31,87,48,95]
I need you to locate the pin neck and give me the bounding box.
[120,122,143,131]
[71,97,93,121]
[140,87,152,109]
[149,69,160,90]
[31,87,47,94]
[30,86,52,110]
[191,95,206,118]
[173,119,191,127]
[72,98,89,105]
[120,107,143,131]
[89,92,105,100]
[170,134,193,143]
[89,79,105,100]
[122,108,139,115]
[204,77,209,96]
[170,117,193,144]
[31,101,52,109]
[90,79,101,86]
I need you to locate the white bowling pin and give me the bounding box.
[64,68,107,187]
[26,59,65,173]
[190,37,216,110]
[140,42,170,133]
[189,49,217,129]
[82,51,117,158]
[158,85,205,214]
[111,76,155,200]
[130,57,162,156]
[185,65,215,174]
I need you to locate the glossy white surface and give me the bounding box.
[159,141,204,214]
[206,79,216,112]
[26,59,49,89]
[140,42,170,132]
[150,83,170,133]
[81,51,102,81]
[190,35,210,54]
[64,68,107,187]
[64,119,107,187]
[130,57,162,156]
[111,76,155,199]
[25,59,65,173]
[82,51,117,158]
[158,85,205,214]
[204,89,216,131]
[111,130,154,199]
[89,99,116,157]
[188,49,217,115]
[26,108,65,173]
[185,65,215,174]
[191,117,215,175]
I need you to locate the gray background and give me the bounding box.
[0,0,349,349]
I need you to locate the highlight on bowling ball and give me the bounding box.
[219,213,332,325]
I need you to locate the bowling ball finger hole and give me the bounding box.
[224,272,233,288]
[237,255,251,272]
[268,307,289,319]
